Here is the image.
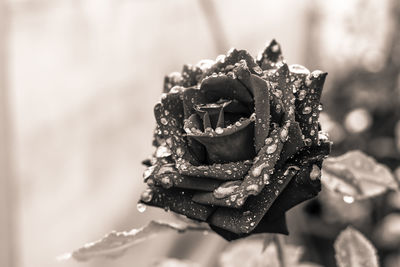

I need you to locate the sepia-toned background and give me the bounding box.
[1,0,399,266]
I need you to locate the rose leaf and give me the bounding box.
[334,226,379,267]
[322,150,398,201]
[60,220,210,262]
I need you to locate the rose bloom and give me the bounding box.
[139,40,331,240]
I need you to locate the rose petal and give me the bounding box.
[188,118,256,164]
[192,128,285,208]
[177,159,253,180]
[181,64,203,87]
[200,75,254,105]
[207,141,330,235]
[150,165,222,191]
[201,49,261,79]
[264,141,331,222]
[154,90,200,164]
[163,72,183,93]
[140,187,214,221]
[249,75,271,152]
[257,39,284,70]
[294,70,327,146]
[207,165,298,234]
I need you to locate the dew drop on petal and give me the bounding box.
[263,173,270,184]
[280,128,288,142]
[267,144,277,154]
[246,184,259,195]
[160,117,168,125]
[213,181,241,199]
[302,106,312,114]
[343,195,355,204]
[298,90,306,101]
[265,137,273,145]
[225,169,232,175]
[136,203,146,213]
[215,127,224,134]
[140,188,153,203]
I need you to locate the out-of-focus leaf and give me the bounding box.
[373,213,400,248]
[153,258,202,267]
[219,236,321,267]
[60,220,210,261]
[322,150,398,201]
[334,227,379,267]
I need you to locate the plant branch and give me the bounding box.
[274,234,287,267]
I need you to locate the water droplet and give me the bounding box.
[252,162,268,177]
[141,188,153,203]
[304,138,312,146]
[235,121,242,127]
[250,222,255,227]
[267,144,277,154]
[213,181,241,199]
[136,203,146,213]
[246,184,259,195]
[280,128,288,142]
[156,146,172,158]
[343,195,355,204]
[302,106,312,114]
[215,127,224,134]
[176,147,185,157]
[253,66,263,75]
[160,117,168,125]
[318,104,323,111]
[298,90,306,101]
[161,176,173,188]
[236,197,245,206]
[265,137,273,145]
[309,164,321,180]
[164,110,170,116]
[274,90,283,98]
[271,44,279,53]
[225,169,232,175]
[274,190,279,196]
[263,173,270,184]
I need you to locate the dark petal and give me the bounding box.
[249,74,271,152]
[177,160,252,180]
[294,71,328,146]
[140,187,215,221]
[262,141,331,221]
[150,164,221,191]
[207,166,298,234]
[276,122,305,169]
[163,72,183,93]
[201,49,261,79]
[181,64,203,87]
[183,114,206,162]
[182,88,208,119]
[200,75,254,105]
[209,214,288,241]
[154,91,199,165]
[256,39,284,70]
[193,128,286,208]
[270,64,296,122]
[189,118,256,164]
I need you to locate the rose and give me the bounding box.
[139,39,331,241]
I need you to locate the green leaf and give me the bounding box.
[334,227,379,267]
[59,220,209,261]
[322,150,398,201]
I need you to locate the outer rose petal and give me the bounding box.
[140,187,214,221]
[257,39,284,70]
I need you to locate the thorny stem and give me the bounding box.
[273,234,287,267]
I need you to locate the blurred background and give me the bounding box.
[0,0,399,266]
